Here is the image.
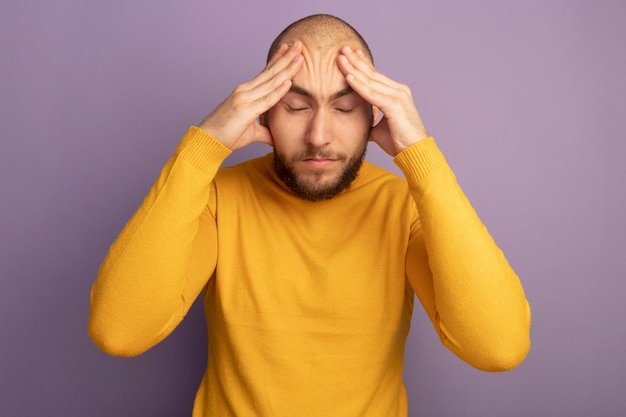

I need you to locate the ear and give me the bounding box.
[371,106,383,127]
[260,111,272,128]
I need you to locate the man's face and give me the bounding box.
[266,39,374,201]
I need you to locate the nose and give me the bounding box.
[304,109,331,148]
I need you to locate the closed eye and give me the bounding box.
[335,108,355,113]
[287,105,309,112]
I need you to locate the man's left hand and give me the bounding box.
[337,46,429,156]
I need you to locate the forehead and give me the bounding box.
[284,36,363,101]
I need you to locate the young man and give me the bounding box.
[89,14,531,417]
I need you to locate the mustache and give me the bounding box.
[293,147,347,162]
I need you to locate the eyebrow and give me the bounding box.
[289,84,355,101]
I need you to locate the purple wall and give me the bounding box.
[2,1,625,416]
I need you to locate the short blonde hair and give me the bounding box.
[267,14,373,64]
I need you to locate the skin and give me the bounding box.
[199,35,430,198]
[265,38,373,199]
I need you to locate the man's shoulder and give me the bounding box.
[345,161,413,214]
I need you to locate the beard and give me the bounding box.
[274,142,367,202]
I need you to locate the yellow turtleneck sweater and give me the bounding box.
[89,126,530,417]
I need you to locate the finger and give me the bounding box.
[338,46,374,75]
[337,53,384,100]
[245,53,303,112]
[266,43,290,68]
[266,41,301,71]
[369,117,389,140]
[224,49,302,126]
[243,41,303,92]
[340,65,397,110]
[253,123,274,146]
[339,55,410,112]
[338,47,404,93]
[343,46,402,88]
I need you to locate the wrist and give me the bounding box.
[392,128,430,156]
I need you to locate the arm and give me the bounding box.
[338,46,531,371]
[88,42,305,357]
[88,129,230,357]
[396,139,531,371]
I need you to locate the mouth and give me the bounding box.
[301,158,337,169]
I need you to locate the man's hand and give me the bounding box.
[199,42,304,151]
[337,46,429,156]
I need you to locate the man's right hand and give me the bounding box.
[198,41,304,151]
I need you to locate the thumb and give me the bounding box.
[368,117,389,144]
[254,123,274,147]
[368,118,397,156]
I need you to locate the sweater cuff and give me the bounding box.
[175,126,232,173]
[393,137,448,184]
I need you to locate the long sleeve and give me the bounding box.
[88,127,231,357]
[395,137,531,371]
